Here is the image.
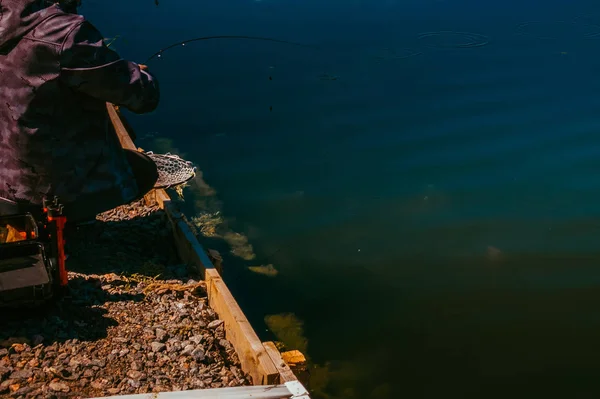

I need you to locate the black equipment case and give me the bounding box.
[0,197,68,307]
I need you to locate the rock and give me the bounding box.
[0,379,14,392]
[155,328,168,343]
[49,381,70,393]
[191,347,205,362]
[128,378,141,388]
[219,339,232,350]
[11,343,26,353]
[83,368,95,378]
[0,367,10,380]
[127,370,144,380]
[8,383,20,393]
[167,341,181,353]
[91,379,108,389]
[9,369,33,380]
[90,359,106,368]
[189,335,203,345]
[181,344,195,356]
[207,320,223,329]
[151,342,166,353]
[14,385,33,395]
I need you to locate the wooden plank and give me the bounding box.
[163,202,214,279]
[154,190,171,209]
[206,268,280,386]
[263,342,298,383]
[106,103,135,150]
[143,189,170,210]
[106,102,170,210]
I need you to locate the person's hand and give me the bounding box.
[138,64,148,71]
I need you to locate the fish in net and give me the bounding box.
[144,152,197,189]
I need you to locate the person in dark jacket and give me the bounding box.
[0,0,160,222]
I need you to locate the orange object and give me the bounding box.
[3,225,26,243]
[48,215,68,287]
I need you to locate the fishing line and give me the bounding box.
[144,35,319,64]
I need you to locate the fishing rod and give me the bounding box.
[144,35,319,64]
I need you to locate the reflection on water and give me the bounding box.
[263,313,370,399]
[147,138,280,273]
[248,264,279,276]
[264,313,308,354]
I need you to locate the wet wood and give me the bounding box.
[207,248,224,275]
[163,202,215,278]
[263,342,298,383]
[207,269,280,385]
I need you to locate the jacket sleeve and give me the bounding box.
[59,21,160,114]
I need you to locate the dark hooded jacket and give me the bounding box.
[0,0,159,206]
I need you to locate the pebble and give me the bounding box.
[207,320,224,329]
[9,369,32,380]
[192,347,206,361]
[49,381,70,392]
[155,328,168,343]
[151,342,166,353]
[190,335,203,344]
[0,200,251,398]
[181,344,195,356]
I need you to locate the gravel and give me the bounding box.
[0,199,251,398]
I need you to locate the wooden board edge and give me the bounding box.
[206,268,280,386]
[154,190,171,209]
[106,103,136,150]
[262,342,299,383]
[163,201,214,278]
[144,189,171,209]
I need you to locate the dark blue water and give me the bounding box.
[88,0,600,397]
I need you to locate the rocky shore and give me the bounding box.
[0,199,250,398]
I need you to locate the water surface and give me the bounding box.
[88,0,600,397]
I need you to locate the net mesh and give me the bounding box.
[144,152,197,189]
